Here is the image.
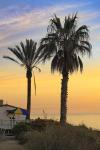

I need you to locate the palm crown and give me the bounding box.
[4,39,41,72]
[39,14,92,74]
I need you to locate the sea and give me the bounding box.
[68,114,100,130]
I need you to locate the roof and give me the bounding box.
[0,104,28,116]
[0,104,26,111]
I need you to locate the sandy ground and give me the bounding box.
[0,137,25,150]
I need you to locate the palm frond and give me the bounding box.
[78,56,83,72]
[33,71,36,96]
[50,15,62,32]
[64,13,77,35]
[20,41,27,59]
[51,54,58,73]
[8,47,25,64]
[32,66,41,72]
[3,56,21,65]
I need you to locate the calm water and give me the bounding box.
[31,114,100,130]
[68,114,100,130]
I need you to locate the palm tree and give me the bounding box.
[3,39,41,120]
[39,14,92,125]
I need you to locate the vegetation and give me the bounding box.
[39,14,92,125]
[12,122,31,138]
[13,119,100,150]
[3,39,41,119]
[13,119,59,138]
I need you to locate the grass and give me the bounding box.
[13,119,100,150]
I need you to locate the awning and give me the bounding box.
[14,108,28,116]
[7,108,28,116]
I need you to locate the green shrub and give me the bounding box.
[12,122,31,139]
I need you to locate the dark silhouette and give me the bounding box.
[38,14,92,125]
[3,39,41,120]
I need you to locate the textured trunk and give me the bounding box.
[60,72,69,126]
[26,69,32,120]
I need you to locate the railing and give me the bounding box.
[0,119,22,129]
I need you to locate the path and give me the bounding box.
[0,136,25,150]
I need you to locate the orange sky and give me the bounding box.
[0,62,100,116]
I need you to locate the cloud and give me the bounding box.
[91,24,100,31]
[0,2,92,30]
[0,1,100,54]
[79,11,100,22]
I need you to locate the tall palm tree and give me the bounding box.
[3,39,41,120]
[39,14,92,125]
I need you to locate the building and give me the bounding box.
[0,100,27,129]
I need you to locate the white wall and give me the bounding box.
[0,106,26,129]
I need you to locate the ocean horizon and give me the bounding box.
[31,113,100,130]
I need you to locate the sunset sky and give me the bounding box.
[0,0,100,117]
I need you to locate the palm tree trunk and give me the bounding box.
[60,72,69,126]
[26,69,32,120]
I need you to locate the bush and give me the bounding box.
[24,125,100,150]
[12,119,100,149]
[12,122,31,139]
[30,118,59,131]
